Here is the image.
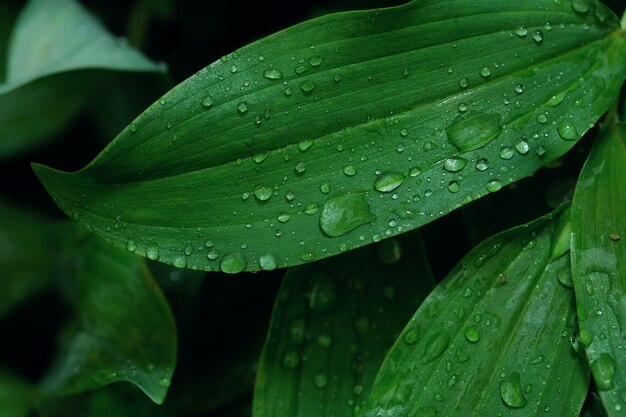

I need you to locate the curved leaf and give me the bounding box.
[571,117,626,415]
[41,233,177,404]
[362,210,588,417]
[33,0,626,272]
[253,233,434,417]
[0,0,163,157]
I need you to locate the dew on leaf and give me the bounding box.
[263,68,283,80]
[374,171,405,193]
[500,372,527,408]
[220,253,246,274]
[443,157,467,172]
[446,113,501,152]
[320,193,375,238]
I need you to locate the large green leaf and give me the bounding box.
[253,232,434,417]
[40,233,177,405]
[33,0,626,272]
[571,115,626,416]
[362,210,588,417]
[0,369,35,417]
[0,0,163,157]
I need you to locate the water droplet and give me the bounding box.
[159,377,171,388]
[320,193,375,237]
[464,326,480,342]
[343,165,357,176]
[446,113,502,152]
[263,68,283,80]
[300,81,317,94]
[288,317,306,345]
[537,114,548,124]
[515,26,528,37]
[298,139,314,151]
[306,272,337,312]
[421,331,450,364]
[254,186,273,201]
[409,167,421,177]
[314,373,328,388]
[546,92,566,107]
[532,30,544,43]
[125,239,137,252]
[558,121,579,141]
[459,78,469,89]
[173,257,186,268]
[374,171,405,193]
[295,162,306,174]
[531,355,545,365]
[282,350,300,369]
[317,334,332,348]
[500,372,527,408]
[591,354,615,391]
[403,324,420,345]
[475,158,489,171]
[515,140,530,154]
[514,84,525,94]
[579,326,594,346]
[237,102,248,114]
[201,96,214,109]
[480,67,492,78]
[184,246,193,256]
[295,65,309,75]
[278,213,290,223]
[499,146,515,160]
[448,181,461,193]
[304,203,319,215]
[259,254,277,271]
[571,0,590,13]
[253,152,269,163]
[557,266,573,288]
[309,55,324,67]
[443,157,467,172]
[220,253,246,274]
[207,249,219,260]
[457,103,468,113]
[486,179,502,193]
[146,244,159,260]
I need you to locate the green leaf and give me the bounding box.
[362,210,588,417]
[571,116,626,415]
[253,233,435,417]
[0,201,63,319]
[33,0,626,272]
[0,369,35,417]
[40,233,177,404]
[0,0,163,157]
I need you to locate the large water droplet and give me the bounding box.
[446,114,502,152]
[591,354,616,391]
[173,257,187,269]
[500,372,528,408]
[259,254,277,271]
[201,96,214,108]
[374,171,405,193]
[146,244,159,260]
[237,102,248,114]
[320,193,375,237]
[254,186,273,201]
[486,179,502,193]
[571,0,590,13]
[220,253,246,274]
[464,326,480,343]
[300,81,317,94]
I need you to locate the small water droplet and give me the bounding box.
[343,165,357,176]
[298,139,314,151]
[532,30,544,43]
[220,253,246,274]
[295,162,306,174]
[259,254,277,271]
[125,239,137,252]
[309,55,324,67]
[475,158,489,171]
[159,377,171,388]
[282,350,300,369]
[459,78,469,89]
[558,121,579,141]
[320,182,331,194]
[515,140,530,155]
[515,26,528,37]
[486,179,503,193]
[300,80,317,94]
[254,186,273,201]
[263,68,283,80]
[500,372,527,408]
[146,244,159,260]
[464,326,480,342]
[499,146,515,160]
[314,373,328,388]
[201,96,214,108]
[448,181,461,193]
[480,67,491,78]
[514,84,525,94]
[320,193,375,237]
[571,0,590,13]
[374,171,405,193]
[304,203,319,215]
[237,102,248,114]
[173,257,186,268]
[443,157,467,172]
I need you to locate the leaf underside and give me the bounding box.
[34,0,626,272]
[253,232,435,417]
[571,120,626,416]
[362,210,588,417]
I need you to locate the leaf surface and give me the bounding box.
[0,0,163,157]
[362,210,588,417]
[253,233,434,417]
[571,117,626,416]
[0,369,35,417]
[41,233,177,404]
[34,0,626,272]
